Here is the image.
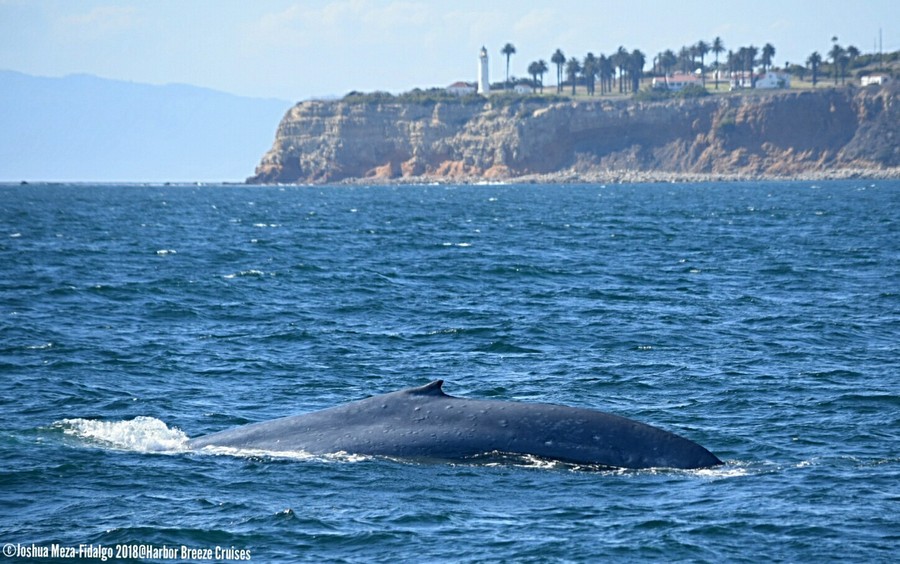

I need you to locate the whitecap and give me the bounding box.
[223,269,266,279]
[155,249,176,256]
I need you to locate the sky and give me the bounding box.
[1,0,897,101]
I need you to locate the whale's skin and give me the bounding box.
[187,380,722,469]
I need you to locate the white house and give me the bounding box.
[652,73,701,91]
[514,83,534,94]
[755,71,791,89]
[447,81,476,96]
[730,71,790,90]
[861,74,890,86]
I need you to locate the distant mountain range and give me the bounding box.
[0,70,291,182]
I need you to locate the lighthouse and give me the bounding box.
[477,46,490,95]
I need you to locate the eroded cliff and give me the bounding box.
[248,85,899,184]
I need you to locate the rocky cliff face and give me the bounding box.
[248,85,898,184]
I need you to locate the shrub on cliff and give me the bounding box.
[676,85,711,98]
[342,90,398,104]
[341,88,572,107]
[488,92,569,106]
[342,88,486,106]
[634,85,710,102]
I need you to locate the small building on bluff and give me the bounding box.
[651,73,701,91]
[861,75,890,86]
[447,81,476,96]
[730,71,791,90]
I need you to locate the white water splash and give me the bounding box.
[194,445,371,463]
[55,418,370,463]
[55,417,189,453]
[693,463,752,479]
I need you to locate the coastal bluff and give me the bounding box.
[248,85,899,184]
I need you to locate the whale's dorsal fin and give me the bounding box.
[407,380,447,396]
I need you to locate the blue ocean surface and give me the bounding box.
[1,181,897,562]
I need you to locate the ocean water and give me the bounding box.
[1,181,897,562]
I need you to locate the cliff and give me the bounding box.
[248,85,899,184]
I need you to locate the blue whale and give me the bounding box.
[187,380,722,469]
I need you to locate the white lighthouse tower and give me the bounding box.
[477,46,490,95]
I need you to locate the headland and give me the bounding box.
[247,84,898,185]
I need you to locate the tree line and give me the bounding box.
[496,35,877,95]
[803,38,862,87]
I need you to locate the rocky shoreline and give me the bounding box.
[332,166,900,186]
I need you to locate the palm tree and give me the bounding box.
[501,43,516,90]
[744,45,758,87]
[695,40,709,86]
[734,47,752,88]
[599,54,614,94]
[614,46,629,93]
[660,49,677,86]
[677,46,692,74]
[583,53,598,95]
[712,37,725,89]
[807,51,822,87]
[527,61,542,91]
[630,49,646,93]
[551,49,566,93]
[761,43,776,74]
[829,43,844,85]
[537,59,548,93]
[565,57,581,96]
[527,60,549,93]
[846,45,860,81]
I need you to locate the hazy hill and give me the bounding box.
[0,71,290,183]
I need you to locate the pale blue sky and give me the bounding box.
[1,0,897,101]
